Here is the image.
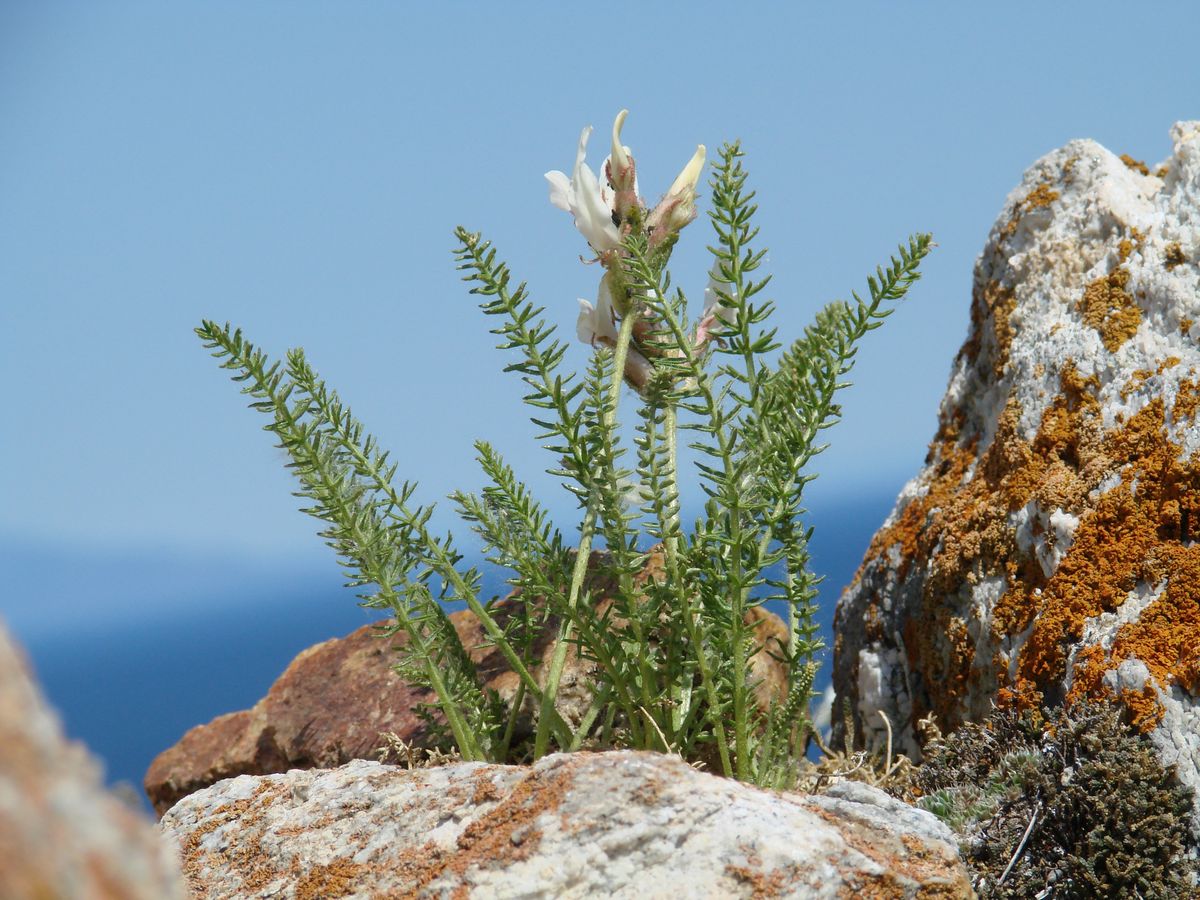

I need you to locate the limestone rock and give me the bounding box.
[147,549,790,816]
[0,618,185,899]
[833,123,1200,832]
[160,750,973,899]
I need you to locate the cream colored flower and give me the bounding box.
[576,273,620,346]
[546,127,621,254]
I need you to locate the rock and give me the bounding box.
[144,615,441,817]
[147,549,790,816]
[0,618,185,899]
[833,123,1200,830]
[160,750,973,899]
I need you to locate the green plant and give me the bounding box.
[912,701,1199,898]
[197,110,931,788]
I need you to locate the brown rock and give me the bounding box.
[0,618,185,898]
[147,549,791,816]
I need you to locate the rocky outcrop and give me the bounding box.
[0,618,185,899]
[833,123,1200,833]
[160,750,973,899]
[147,549,790,816]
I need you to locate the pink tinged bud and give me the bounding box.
[608,109,637,194]
[647,144,706,239]
[545,126,622,254]
[665,144,706,203]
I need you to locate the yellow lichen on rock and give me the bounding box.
[1077,267,1141,352]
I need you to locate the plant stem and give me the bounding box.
[497,679,525,761]
[534,310,639,758]
[662,400,733,775]
[663,403,681,560]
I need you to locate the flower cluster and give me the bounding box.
[545,110,730,391]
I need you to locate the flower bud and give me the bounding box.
[608,110,636,193]
[606,109,642,223]
[647,144,706,243]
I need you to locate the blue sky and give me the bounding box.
[3,2,1198,571]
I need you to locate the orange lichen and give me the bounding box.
[1119,153,1151,176]
[1024,183,1060,210]
[1068,542,1200,731]
[986,283,1018,378]
[1077,268,1141,352]
[724,862,795,899]
[1122,368,1155,400]
[804,807,971,898]
[1172,378,1200,424]
[1024,391,1200,726]
[960,280,1017,377]
[294,860,371,899]
[999,183,1061,240]
[1181,318,1194,337]
[1165,242,1186,270]
[844,336,1200,742]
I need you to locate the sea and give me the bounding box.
[1,490,896,811]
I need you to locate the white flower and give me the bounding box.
[576,273,620,346]
[545,126,622,254]
[696,262,737,348]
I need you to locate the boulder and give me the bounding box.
[0,618,185,899]
[833,123,1200,831]
[147,549,790,816]
[159,750,973,899]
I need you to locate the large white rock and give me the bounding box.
[833,123,1200,835]
[159,751,971,898]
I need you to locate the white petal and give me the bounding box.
[594,275,620,342]
[611,110,630,172]
[576,298,598,344]
[545,171,573,212]
[573,126,593,176]
[574,163,621,251]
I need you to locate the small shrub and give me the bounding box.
[912,701,1198,898]
[198,109,931,788]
